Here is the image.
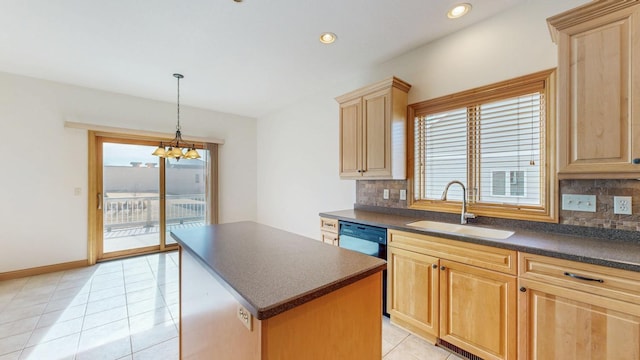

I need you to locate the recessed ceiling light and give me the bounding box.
[319,32,337,44]
[447,3,471,19]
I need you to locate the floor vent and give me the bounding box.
[436,339,484,360]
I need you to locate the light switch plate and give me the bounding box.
[383,189,389,200]
[614,196,632,215]
[561,194,596,212]
[399,189,407,201]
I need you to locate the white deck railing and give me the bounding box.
[104,194,206,231]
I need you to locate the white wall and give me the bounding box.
[0,72,257,272]
[256,0,589,239]
[257,93,355,237]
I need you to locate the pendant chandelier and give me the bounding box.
[152,73,201,160]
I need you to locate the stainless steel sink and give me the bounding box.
[405,220,514,240]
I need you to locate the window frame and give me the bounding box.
[407,69,557,223]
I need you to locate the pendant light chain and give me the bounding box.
[176,74,181,132]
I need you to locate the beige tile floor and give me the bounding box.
[0,253,179,360]
[1,252,463,360]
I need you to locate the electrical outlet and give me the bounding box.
[237,305,253,331]
[399,189,407,201]
[74,187,82,196]
[614,196,632,215]
[383,189,389,200]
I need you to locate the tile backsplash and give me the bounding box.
[356,179,640,231]
[560,179,640,231]
[356,180,408,209]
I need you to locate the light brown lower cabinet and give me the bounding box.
[320,231,338,246]
[518,252,640,360]
[319,217,339,246]
[345,224,640,360]
[440,260,517,360]
[387,229,517,360]
[387,246,439,341]
[518,278,640,360]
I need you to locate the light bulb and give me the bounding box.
[319,32,337,44]
[448,3,471,19]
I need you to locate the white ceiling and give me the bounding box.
[1,0,526,118]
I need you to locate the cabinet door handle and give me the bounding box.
[97,193,102,210]
[520,287,527,292]
[440,266,446,271]
[633,158,640,164]
[564,272,604,283]
[432,264,437,269]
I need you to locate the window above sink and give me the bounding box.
[407,69,557,223]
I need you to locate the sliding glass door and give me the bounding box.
[101,141,161,255]
[90,135,214,261]
[165,153,209,245]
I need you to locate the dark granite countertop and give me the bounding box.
[171,221,386,320]
[320,209,640,272]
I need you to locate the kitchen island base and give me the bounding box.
[180,248,383,360]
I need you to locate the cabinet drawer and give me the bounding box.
[321,231,338,246]
[320,217,339,233]
[388,229,517,275]
[519,253,640,305]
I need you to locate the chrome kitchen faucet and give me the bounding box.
[441,180,476,225]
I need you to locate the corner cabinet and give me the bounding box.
[518,253,640,360]
[548,1,640,178]
[387,229,517,360]
[336,77,411,179]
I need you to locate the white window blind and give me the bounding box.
[415,108,467,201]
[477,93,543,205]
[414,92,544,207]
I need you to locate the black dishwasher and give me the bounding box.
[338,221,388,317]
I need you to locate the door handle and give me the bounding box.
[97,193,102,210]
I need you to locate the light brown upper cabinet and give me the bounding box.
[336,77,411,179]
[548,1,640,178]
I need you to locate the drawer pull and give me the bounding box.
[564,272,604,283]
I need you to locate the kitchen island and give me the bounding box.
[171,221,386,360]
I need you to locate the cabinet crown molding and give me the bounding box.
[547,0,639,43]
[335,76,411,103]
